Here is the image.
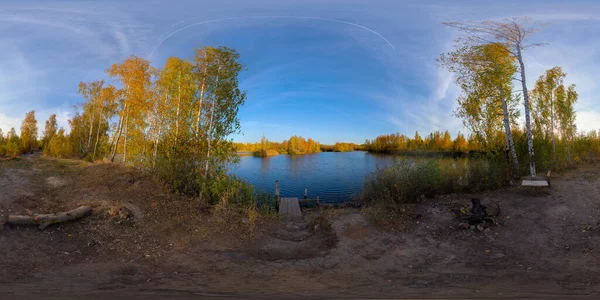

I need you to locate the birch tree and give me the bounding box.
[198,47,246,179]
[20,110,38,153]
[78,80,104,154]
[106,56,153,163]
[444,17,547,178]
[93,85,117,160]
[42,114,58,150]
[556,84,578,161]
[531,67,566,165]
[439,43,520,177]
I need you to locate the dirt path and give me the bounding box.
[1,155,599,298]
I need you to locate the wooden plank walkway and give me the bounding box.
[522,180,549,187]
[278,197,302,218]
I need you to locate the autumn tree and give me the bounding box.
[42,114,58,151]
[20,110,38,153]
[106,56,154,163]
[453,132,469,153]
[411,131,423,150]
[78,80,105,155]
[440,42,520,176]
[444,17,546,178]
[93,85,118,160]
[2,128,20,158]
[68,112,85,156]
[48,128,73,158]
[6,127,17,140]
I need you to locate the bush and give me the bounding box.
[3,140,21,158]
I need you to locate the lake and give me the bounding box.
[229,151,398,203]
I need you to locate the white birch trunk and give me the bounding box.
[204,64,220,179]
[86,114,94,153]
[93,114,102,160]
[551,90,556,165]
[195,67,208,137]
[122,109,129,164]
[517,45,536,179]
[110,113,123,162]
[175,72,181,145]
[500,87,520,178]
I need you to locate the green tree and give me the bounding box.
[531,67,566,164]
[556,84,578,161]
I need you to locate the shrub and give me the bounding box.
[3,140,21,158]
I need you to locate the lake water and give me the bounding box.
[229,151,398,203]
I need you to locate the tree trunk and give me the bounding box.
[204,65,220,179]
[87,114,95,154]
[122,109,129,164]
[195,67,208,137]
[175,72,181,145]
[7,206,92,229]
[551,90,556,166]
[517,45,536,179]
[500,87,520,178]
[93,115,103,160]
[153,126,161,168]
[204,97,216,178]
[110,113,123,162]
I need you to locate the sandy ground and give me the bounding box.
[1,153,600,299]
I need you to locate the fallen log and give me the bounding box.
[7,206,92,229]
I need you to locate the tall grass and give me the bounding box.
[361,157,506,207]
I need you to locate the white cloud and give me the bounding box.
[0,113,21,135]
[576,111,600,134]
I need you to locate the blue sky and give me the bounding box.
[1,0,599,144]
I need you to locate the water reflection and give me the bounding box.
[230,151,400,203]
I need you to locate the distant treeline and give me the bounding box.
[233,136,320,156]
[320,142,364,152]
[364,130,468,154]
[233,137,367,156]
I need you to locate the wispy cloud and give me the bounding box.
[0,0,599,142]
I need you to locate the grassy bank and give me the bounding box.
[252,149,279,157]
[361,158,506,205]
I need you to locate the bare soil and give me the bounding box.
[1,153,600,299]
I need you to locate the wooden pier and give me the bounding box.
[522,170,552,187]
[278,197,302,218]
[275,180,319,218]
